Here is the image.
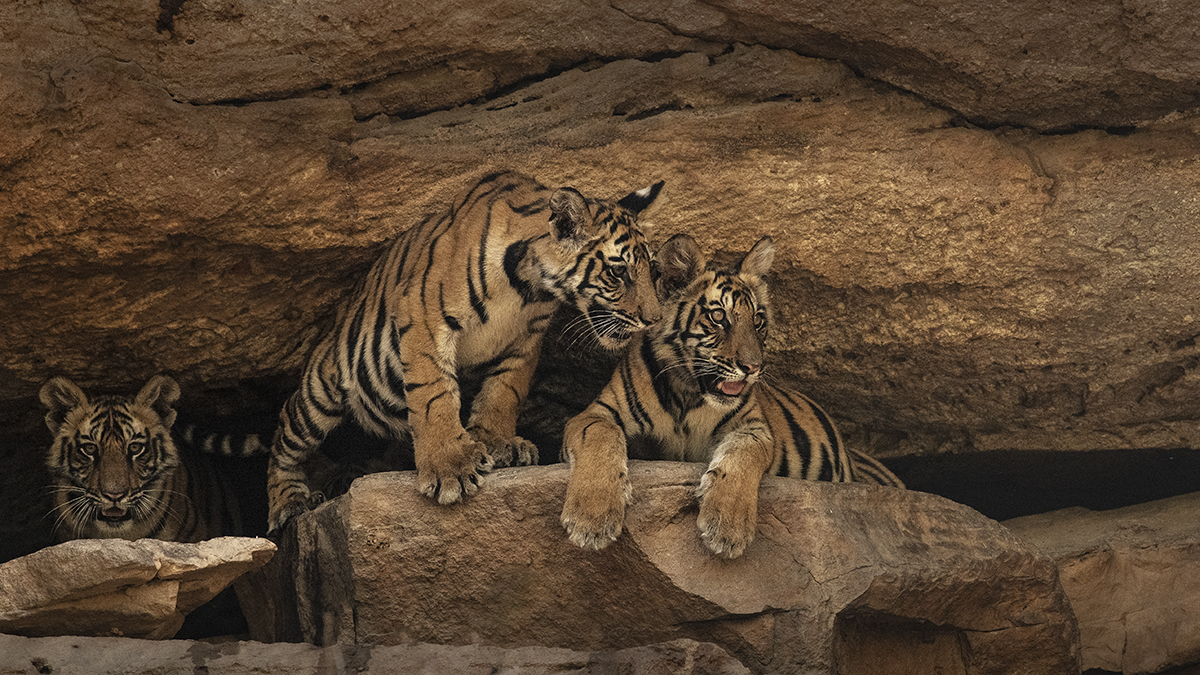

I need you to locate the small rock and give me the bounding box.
[0,537,275,640]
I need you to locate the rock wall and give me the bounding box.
[4,3,1200,460]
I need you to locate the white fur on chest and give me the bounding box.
[651,404,730,463]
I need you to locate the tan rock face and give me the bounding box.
[257,463,1079,674]
[1006,492,1200,675]
[4,29,1200,469]
[0,537,276,640]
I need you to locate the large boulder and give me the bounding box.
[253,463,1080,674]
[1006,491,1200,675]
[0,537,275,640]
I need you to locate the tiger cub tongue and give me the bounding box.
[718,380,745,396]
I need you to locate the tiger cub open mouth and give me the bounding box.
[99,506,132,522]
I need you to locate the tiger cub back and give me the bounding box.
[268,171,665,533]
[560,234,901,559]
[40,375,249,543]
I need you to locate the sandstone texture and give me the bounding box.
[0,634,749,675]
[0,537,275,640]
[3,1,1200,471]
[253,463,1079,674]
[1007,491,1200,675]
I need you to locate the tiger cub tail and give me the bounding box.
[848,447,906,489]
[178,424,269,458]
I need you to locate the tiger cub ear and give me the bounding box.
[135,374,181,429]
[655,234,705,298]
[616,180,665,216]
[737,236,775,282]
[549,187,593,245]
[39,376,88,435]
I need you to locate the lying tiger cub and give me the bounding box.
[40,375,255,543]
[560,234,903,558]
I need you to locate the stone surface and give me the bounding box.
[259,463,1079,674]
[4,1,1197,130]
[0,537,275,640]
[0,633,749,675]
[1006,491,1200,675]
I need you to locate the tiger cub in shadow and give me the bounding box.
[560,234,903,559]
[40,375,258,543]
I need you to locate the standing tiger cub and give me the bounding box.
[560,234,903,559]
[268,171,664,533]
[40,375,249,543]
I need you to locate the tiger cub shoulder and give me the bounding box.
[40,375,250,543]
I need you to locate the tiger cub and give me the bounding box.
[560,234,903,559]
[39,375,250,543]
[268,171,664,532]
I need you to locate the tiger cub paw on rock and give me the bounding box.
[560,466,633,551]
[415,434,495,505]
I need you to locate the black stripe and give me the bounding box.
[478,206,491,299]
[424,390,449,419]
[510,197,548,215]
[595,400,627,433]
[713,397,748,435]
[504,239,553,304]
[641,337,678,417]
[778,403,810,478]
[440,283,462,330]
[619,358,651,432]
[467,270,489,323]
[809,403,842,481]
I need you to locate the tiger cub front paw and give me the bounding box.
[468,427,539,468]
[267,490,326,537]
[561,471,633,551]
[416,435,495,505]
[695,468,758,559]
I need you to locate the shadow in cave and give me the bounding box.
[885,447,1200,522]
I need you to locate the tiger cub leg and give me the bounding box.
[267,351,345,534]
[560,412,633,550]
[696,425,774,559]
[464,338,543,468]
[398,325,494,505]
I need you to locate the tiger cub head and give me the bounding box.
[39,375,182,541]
[652,234,775,409]
[544,181,665,350]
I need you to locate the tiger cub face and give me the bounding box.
[653,234,775,409]
[546,183,664,350]
[39,375,181,541]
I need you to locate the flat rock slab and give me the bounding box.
[0,633,748,675]
[1006,490,1200,675]
[0,537,275,640]
[262,462,1079,674]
